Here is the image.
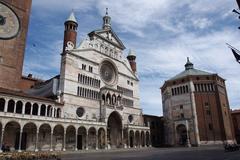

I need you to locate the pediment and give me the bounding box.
[88,28,126,50]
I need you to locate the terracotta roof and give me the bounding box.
[0,87,63,105]
[231,109,240,114]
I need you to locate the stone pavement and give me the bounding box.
[60,145,240,160]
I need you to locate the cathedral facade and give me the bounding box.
[0,0,150,152]
[161,58,235,146]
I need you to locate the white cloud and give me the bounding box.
[24,0,240,116]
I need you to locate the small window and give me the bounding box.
[131,82,133,86]
[206,110,211,115]
[196,77,200,80]
[89,66,93,73]
[180,105,183,109]
[208,123,213,130]
[180,113,184,118]
[127,80,130,85]
[76,107,85,117]
[82,64,86,70]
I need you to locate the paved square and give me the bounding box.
[61,146,240,160]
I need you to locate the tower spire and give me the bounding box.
[103,8,111,29]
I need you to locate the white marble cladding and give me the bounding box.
[60,36,142,126]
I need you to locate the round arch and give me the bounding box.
[98,128,105,149]
[3,121,21,151]
[107,111,122,148]
[77,126,87,150]
[39,123,51,151]
[53,124,64,151]
[66,125,76,150]
[88,127,96,150]
[176,124,187,146]
[22,122,37,151]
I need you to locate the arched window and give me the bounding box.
[32,103,39,115]
[47,105,52,117]
[40,104,46,116]
[16,101,23,114]
[25,102,31,115]
[106,93,111,105]
[57,108,61,118]
[112,94,117,105]
[7,100,15,113]
[0,98,5,112]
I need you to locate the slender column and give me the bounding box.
[18,128,23,152]
[121,129,124,148]
[105,129,108,150]
[50,130,53,151]
[38,105,41,116]
[139,132,141,148]
[144,132,147,147]
[63,129,66,151]
[51,108,54,117]
[128,131,130,148]
[134,131,136,148]
[13,101,17,113]
[4,99,8,112]
[35,128,39,152]
[22,102,26,114]
[86,132,88,150]
[30,103,33,115]
[96,132,98,150]
[0,128,4,153]
[75,129,78,151]
[149,133,152,147]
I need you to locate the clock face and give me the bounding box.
[0,2,20,39]
[100,61,117,85]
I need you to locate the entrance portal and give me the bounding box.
[176,124,187,145]
[107,111,122,148]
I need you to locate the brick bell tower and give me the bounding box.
[127,49,137,73]
[63,11,78,52]
[0,0,32,90]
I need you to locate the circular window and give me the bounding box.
[100,60,117,85]
[128,115,133,123]
[76,107,85,117]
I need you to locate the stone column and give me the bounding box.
[96,132,98,150]
[86,132,88,150]
[128,131,130,148]
[38,105,41,116]
[22,102,25,114]
[189,81,200,146]
[35,128,39,152]
[18,128,23,152]
[13,101,16,113]
[0,128,4,153]
[144,132,147,147]
[50,130,53,151]
[4,99,8,112]
[121,129,124,148]
[51,108,54,118]
[75,129,78,151]
[134,131,136,148]
[149,133,152,147]
[63,129,66,151]
[139,132,141,148]
[30,103,33,115]
[105,129,108,150]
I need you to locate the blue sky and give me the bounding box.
[24,0,240,116]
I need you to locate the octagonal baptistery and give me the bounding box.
[58,10,150,149]
[161,58,235,147]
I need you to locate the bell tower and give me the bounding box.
[0,0,32,90]
[127,49,137,73]
[63,11,78,52]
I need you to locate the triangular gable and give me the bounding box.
[88,28,126,50]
